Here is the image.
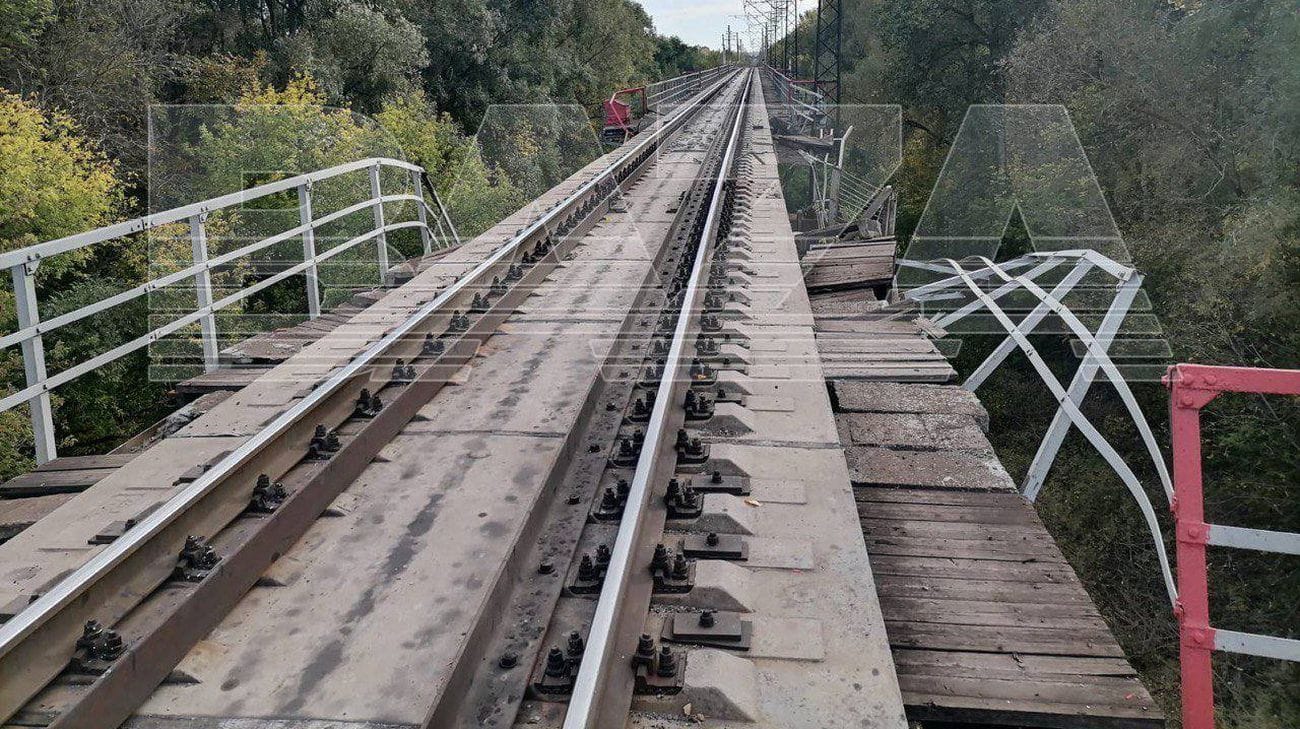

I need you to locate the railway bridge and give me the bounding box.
[0,66,1296,729]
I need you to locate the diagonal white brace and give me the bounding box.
[962,258,1095,391]
[977,256,1173,505]
[943,257,1178,607]
[1023,274,1143,501]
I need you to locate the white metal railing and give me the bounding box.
[766,65,827,130]
[646,65,733,114]
[798,143,895,235]
[1,157,458,464]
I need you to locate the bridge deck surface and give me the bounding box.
[823,369,1163,727]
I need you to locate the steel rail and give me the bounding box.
[563,68,753,729]
[0,67,743,722]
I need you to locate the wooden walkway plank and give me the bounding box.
[31,454,137,472]
[812,367,1162,727]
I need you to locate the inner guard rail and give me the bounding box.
[1,157,459,464]
[1164,364,1300,729]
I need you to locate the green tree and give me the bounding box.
[291,4,429,112]
[0,90,131,478]
[0,0,52,56]
[0,90,123,277]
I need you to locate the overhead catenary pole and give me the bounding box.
[813,0,841,104]
[785,0,795,77]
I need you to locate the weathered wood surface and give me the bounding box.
[811,315,955,383]
[0,454,135,498]
[0,494,74,542]
[820,340,1162,726]
[173,366,274,395]
[802,239,896,293]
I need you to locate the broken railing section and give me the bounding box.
[1165,363,1300,729]
[900,253,1300,728]
[902,251,1177,602]
[766,65,828,131]
[0,157,458,465]
[799,149,896,236]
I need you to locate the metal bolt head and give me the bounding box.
[498,652,518,669]
[545,647,568,677]
[538,561,555,575]
[672,552,690,579]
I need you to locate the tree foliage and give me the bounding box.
[807,0,1298,723]
[0,90,122,276]
[0,91,135,478]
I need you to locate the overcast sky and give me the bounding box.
[641,0,743,49]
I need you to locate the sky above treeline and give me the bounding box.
[641,0,743,49]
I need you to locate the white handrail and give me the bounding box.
[1,158,451,463]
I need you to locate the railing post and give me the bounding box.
[188,213,220,373]
[297,182,322,318]
[410,169,433,255]
[369,164,389,283]
[1168,372,1217,729]
[10,263,56,464]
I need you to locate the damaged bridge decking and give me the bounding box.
[0,67,1166,729]
[818,349,1161,726]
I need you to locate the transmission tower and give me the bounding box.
[813,0,841,103]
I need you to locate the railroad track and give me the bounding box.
[0,68,800,729]
[0,62,1196,729]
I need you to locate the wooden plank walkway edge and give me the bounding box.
[819,376,1164,727]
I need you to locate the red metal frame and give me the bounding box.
[1164,363,1300,729]
[603,87,647,137]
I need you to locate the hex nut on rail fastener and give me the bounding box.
[392,359,417,384]
[567,631,585,664]
[308,425,340,460]
[656,645,678,678]
[71,620,126,673]
[353,389,383,418]
[448,311,469,332]
[632,633,657,670]
[248,473,288,514]
[174,535,220,581]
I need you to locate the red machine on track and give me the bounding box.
[602,86,648,144]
